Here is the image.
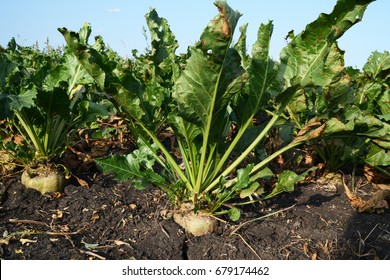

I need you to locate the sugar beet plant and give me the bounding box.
[286,51,390,174]
[61,0,374,235]
[351,51,390,174]
[0,39,108,193]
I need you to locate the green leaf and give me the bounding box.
[274,170,301,193]
[168,114,202,143]
[145,8,179,77]
[95,138,168,189]
[266,167,315,199]
[233,21,275,126]
[363,51,390,79]
[239,182,260,199]
[325,109,390,149]
[251,167,274,181]
[96,153,166,189]
[172,1,242,129]
[45,49,95,91]
[173,48,219,127]
[280,0,373,87]
[295,103,390,150]
[228,207,241,221]
[234,164,254,190]
[365,144,390,166]
[0,54,16,89]
[356,81,382,113]
[234,23,250,68]
[58,23,106,90]
[378,91,390,115]
[114,78,144,121]
[320,72,356,115]
[0,85,37,118]
[77,101,109,124]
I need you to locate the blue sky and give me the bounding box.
[1,0,389,69]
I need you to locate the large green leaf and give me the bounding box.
[95,139,168,189]
[58,23,106,90]
[378,91,390,115]
[0,85,37,119]
[296,106,390,149]
[365,144,390,166]
[232,21,275,126]
[172,1,242,130]
[145,8,179,78]
[280,0,373,87]
[77,101,109,124]
[357,51,390,115]
[44,49,95,92]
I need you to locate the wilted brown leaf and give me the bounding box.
[343,177,390,213]
[91,140,110,158]
[375,184,390,191]
[364,165,390,183]
[72,174,89,187]
[293,120,324,143]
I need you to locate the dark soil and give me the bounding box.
[1,168,389,260]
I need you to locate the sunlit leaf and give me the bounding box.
[280,0,373,87]
[228,207,240,221]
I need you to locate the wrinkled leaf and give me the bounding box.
[280,0,373,87]
[77,101,109,124]
[233,21,275,126]
[45,49,95,91]
[58,23,106,90]
[363,50,390,79]
[145,8,179,77]
[95,139,168,189]
[172,1,242,130]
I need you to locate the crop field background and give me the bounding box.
[1,0,389,263]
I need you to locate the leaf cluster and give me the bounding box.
[59,0,377,219]
[287,50,390,173]
[0,38,108,165]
